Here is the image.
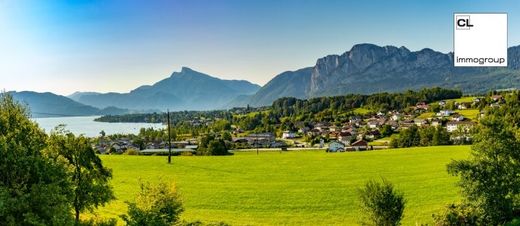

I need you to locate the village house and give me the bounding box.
[491,95,503,102]
[367,119,379,129]
[414,119,428,127]
[282,131,297,139]
[446,121,475,133]
[431,119,442,127]
[327,141,345,152]
[338,131,353,145]
[415,102,429,110]
[365,130,381,140]
[233,133,275,147]
[351,140,368,151]
[437,110,455,117]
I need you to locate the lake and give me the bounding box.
[32,116,164,137]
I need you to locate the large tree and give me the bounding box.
[448,115,520,224]
[46,127,115,224]
[0,93,73,225]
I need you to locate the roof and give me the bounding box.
[140,148,196,154]
[352,140,368,146]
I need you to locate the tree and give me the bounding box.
[358,178,405,226]
[46,127,115,224]
[0,93,74,225]
[380,125,393,137]
[447,116,520,224]
[390,125,420,148]
[121,181,183,226]
[208,139,229,156]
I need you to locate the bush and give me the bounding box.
[358,178,405,226]
[124,148,140,155]
[432,203,479,226]
[121,181,183,226]
[79,218,117,226]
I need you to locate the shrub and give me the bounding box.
[432,203,479,226]
[124,148,140,155]
[358,178,405,226]
[79,218,117,226]
[121,181,183,226]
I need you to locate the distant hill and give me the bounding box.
[68,91,102,102]
[9,91,128,118]
[74,67,261,111]
[247,44,520,107]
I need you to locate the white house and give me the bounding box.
[446,121,475,132]
[282,131,297,139]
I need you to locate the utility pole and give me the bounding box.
[256,134,259,155]
[167,110,172,164]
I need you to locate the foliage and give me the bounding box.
[447,115,520,224]
[125,148,140,155]
[78,218,117,226]
[46,127,115,223]
[391,125,451,148]
[121,181,183,226]
[432,203,479,226]
[197,134,231,156]
[0,93,74,225]
[271,87,461,118]
[358,178,405,226]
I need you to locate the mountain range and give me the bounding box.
[8,43,520,117]
[8,91,128,118]
[68,67,261,111]
[247,44,520,106]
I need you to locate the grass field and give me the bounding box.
[353,107,373,115]
[443,96,478,103]
[455,109,480,121]
[93,146,470,225]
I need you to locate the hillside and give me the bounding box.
[9,91,128,118]
[74,67,261,111]
[248,44,520,106]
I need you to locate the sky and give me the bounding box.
[1,0,519,95]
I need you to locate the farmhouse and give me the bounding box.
[282,131,297,139]
[446,121,475,132]
[338,131,352,145]
[327,141,345,152]
[233,133,275,147]
[351,140,368,151]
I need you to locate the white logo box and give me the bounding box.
[454,13,508,67]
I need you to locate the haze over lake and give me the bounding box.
[33,116,164,137]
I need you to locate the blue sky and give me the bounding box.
[1,0,519,95]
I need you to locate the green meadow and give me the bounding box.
[94,146,470,225]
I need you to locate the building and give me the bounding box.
[282,131,297,139]
[446,121,475,132]
[338,131,353,145]
[351,140,368,151]
[327,141,345,152]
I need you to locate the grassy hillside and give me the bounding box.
[93,146,470,225]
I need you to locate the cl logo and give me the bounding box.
[456,15,473,30]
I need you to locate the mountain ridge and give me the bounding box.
[246,43,520,106]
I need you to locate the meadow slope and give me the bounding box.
[95,146,470,225]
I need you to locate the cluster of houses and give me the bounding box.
[94,95,505,154]
[258,96,504,152]
[94,138,198,154]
